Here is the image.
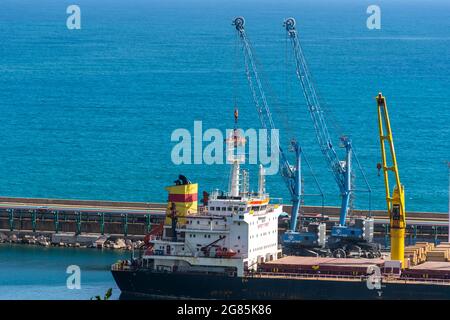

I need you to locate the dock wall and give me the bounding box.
[0,197,448,245]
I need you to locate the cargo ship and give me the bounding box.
[111,123,450,300]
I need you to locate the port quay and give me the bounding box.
[0,196,447,247]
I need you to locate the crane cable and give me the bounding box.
[233,29,293,159]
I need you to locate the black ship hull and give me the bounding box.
[112,270,450,300]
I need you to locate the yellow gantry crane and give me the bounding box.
[376,92,406,268]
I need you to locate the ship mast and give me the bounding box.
[227,108,245,197]
[258,165,265,196]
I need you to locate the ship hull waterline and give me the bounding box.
[111,270,450,300]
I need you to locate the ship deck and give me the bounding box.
[263,256,386,267]
[258,256,450,285]
[410,261,450,271]
[250,271,450,286]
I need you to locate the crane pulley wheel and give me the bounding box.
[283,17,296,31]
[232,17,245,31]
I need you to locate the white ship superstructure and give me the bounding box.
[140,112,282,276]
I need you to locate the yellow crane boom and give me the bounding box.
[376,92,406,268]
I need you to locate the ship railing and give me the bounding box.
[250,272,367,281]
[148,235,163,241]
[389,277,450,285]
[111,262,138,272]
[250,272,450,285]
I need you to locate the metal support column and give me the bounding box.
[433,226,439,245]
[408,227,413,246]
[8,209,14,231]
[145,214,151,233]
[76,212,82,235]
[54,211,59,233]
[122,213,128,236]
[99,212,105,235]
[383,224,390,249]
[31,210,37,233]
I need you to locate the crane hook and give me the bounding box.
[376,163,382,176]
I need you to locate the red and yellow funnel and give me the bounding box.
[165,183,198,225]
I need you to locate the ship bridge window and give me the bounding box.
[222,207,227,211]
[227,207,232,211]
[215,207,220,211]
[239,207,244,211]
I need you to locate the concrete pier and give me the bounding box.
[0,196,448,245]
[0,197,166,237]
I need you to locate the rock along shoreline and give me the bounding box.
[0,231,144,251]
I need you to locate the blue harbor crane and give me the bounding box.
[283,17,379,258]
[233,17,327,254]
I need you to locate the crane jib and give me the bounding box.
[284,17,357,223]
[234,18,295,199]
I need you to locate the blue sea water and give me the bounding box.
[0,244,127,300]
[0,0,448,299]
